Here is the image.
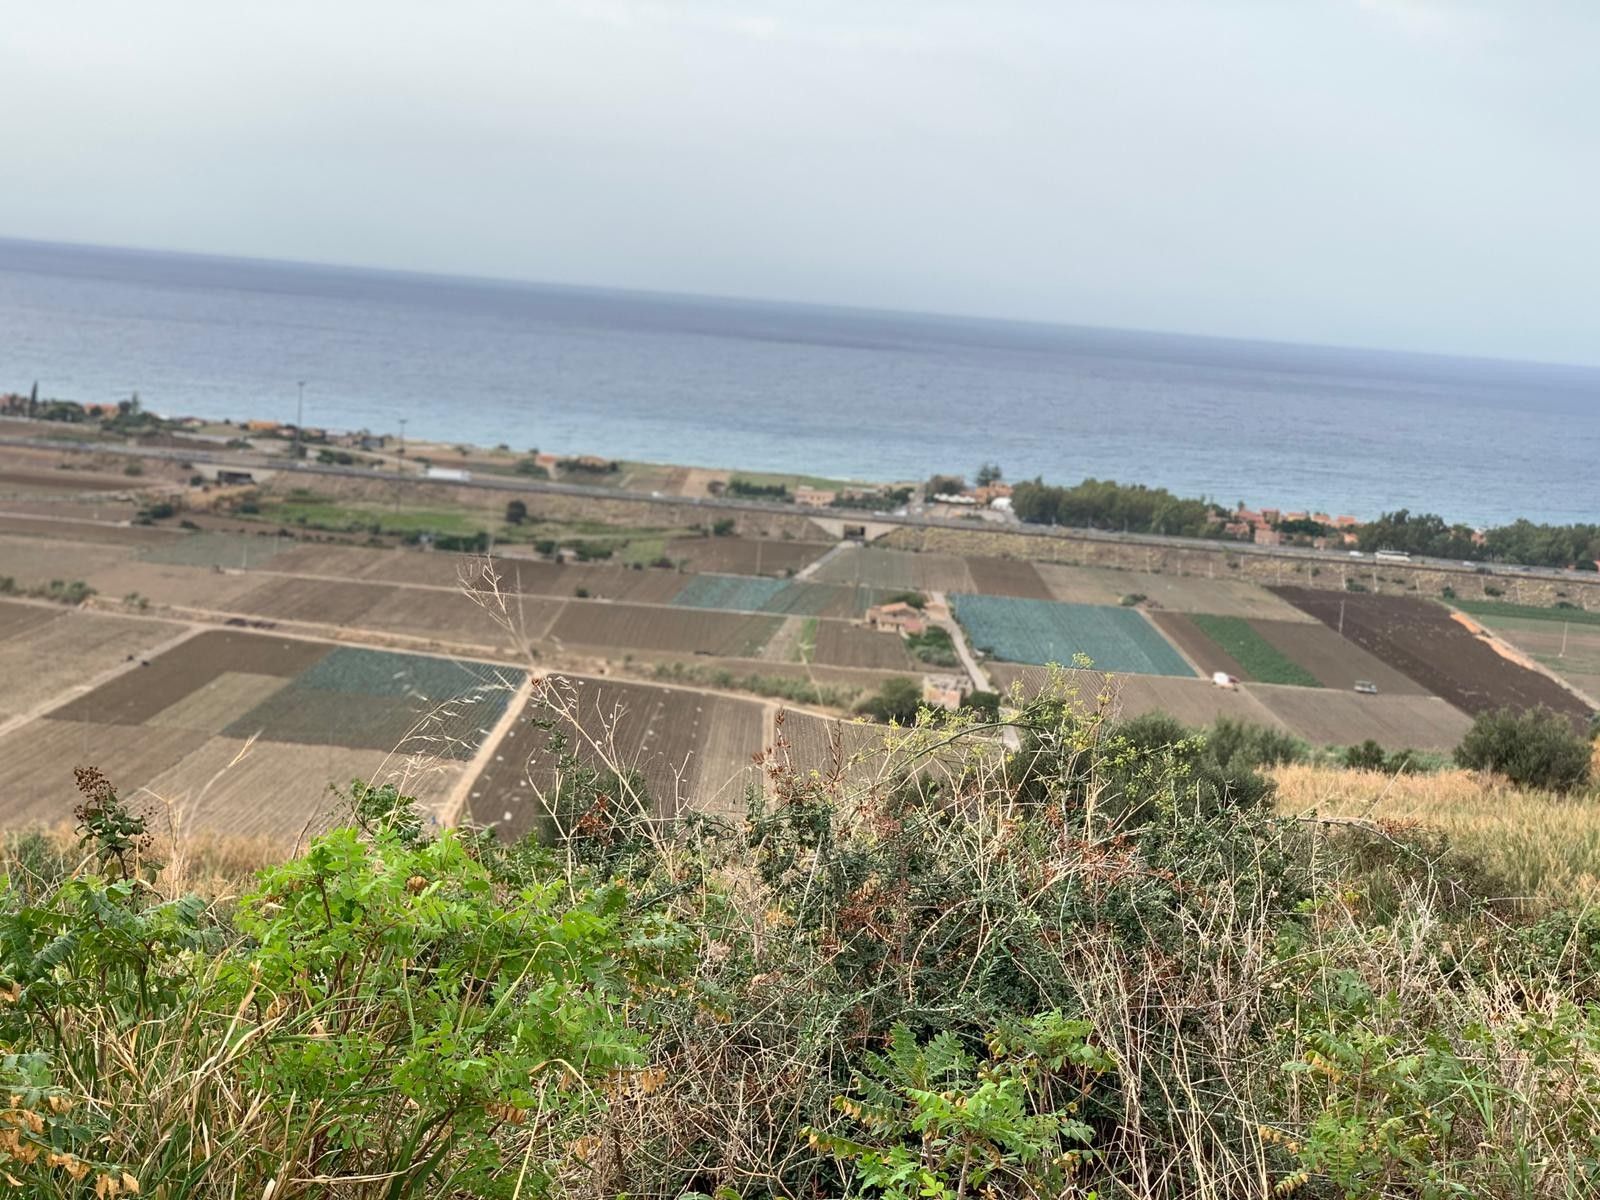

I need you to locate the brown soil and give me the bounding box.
[965,557,1053,599]
[812,622,916,671]
[1148,611,1246,678]
[1248,619,1426,694]
[1269,588,1594,726]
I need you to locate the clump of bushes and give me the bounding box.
[1456,706,1593,792]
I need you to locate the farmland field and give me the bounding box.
[1454,599,1600,623]
[1148,611,1245,679]
[0,532,136,585]
[812,546,977,593]
[81,560,263,610]
[138,737,463,841]
[231,576,387,625]
[0,515,180,546]
[548,601,780,658]
[139,531,292,568]
[670,574,885,618]
[1271,587,1593,724]
[670,574,789,612]
[965,557,1052,599]
[812,621,915,670]
[0,609,189,720]
[1185,614,1321,687]
[1247,619,1427,695]
[988,664,1287,728]
[1034,564,1315,620]
[952,594,1193,676]
[1247,686,1472,751]
[498,678,767,834]
[0,718,209,828]
[664,537,831,576]
[1469,614,1600,706]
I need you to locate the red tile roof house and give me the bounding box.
[865,602,927,636]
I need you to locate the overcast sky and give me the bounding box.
[3,1,1596,364]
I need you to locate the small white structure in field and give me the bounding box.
[425,466,472,482]
[1211,671,1238,689]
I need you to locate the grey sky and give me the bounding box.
[3,1,1596,363]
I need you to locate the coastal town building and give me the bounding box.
[865,601,927,636]
[794,485,838,508]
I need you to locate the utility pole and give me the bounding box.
[1561,621,1569,658]
[398,417,407,465]
[1338,599,1345,638]
[295,381,306,460]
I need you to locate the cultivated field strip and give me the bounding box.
[231,576,389,626]
[496,678,767,834]
[1469,615,1600,707]
[138,738,462,842]
[0,515,181,546]
[1271,587,1593,724]
[50,631,331,725]
[1248,619,1426,694]
[0,611,189,720]
[0,532,137,585]
[138,531,291,567]
[952,594,1194,676]
[0,718,210,828]
[965,557,1053,599]
[547,601,780,658]
[812,546,977,593]
[812,621,916,671]
[1148,611,1247,679]
[82,560,264,610]
[987,664,1289,729]
[663,537,831,576]
[1247,686,1473,752]
[1034,563,1317,620]
[669,574,888,619]
[0,598,63,642]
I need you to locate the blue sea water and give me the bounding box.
[0,237,1595,526]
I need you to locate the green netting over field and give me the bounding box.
[951,594,1195,676]
[223,647,525,757]
[671,574,890,617]
[139,532,293,568]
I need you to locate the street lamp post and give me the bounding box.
[295,381,306,459]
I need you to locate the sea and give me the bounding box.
[1,237,1595,527]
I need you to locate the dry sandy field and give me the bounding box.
[812,620,916,671]
[231,575,389,626]
[547,601,781,658]
[1271,588,1593,725]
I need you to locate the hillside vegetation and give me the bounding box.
[3,683,1600,1199]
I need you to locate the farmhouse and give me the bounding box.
[865,601,926,636]
[794,485,838,508]
[922,673,968,712]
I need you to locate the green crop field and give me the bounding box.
[1187,614,1322,687]
[1454,599,1600,626]
[950,594,1194,676]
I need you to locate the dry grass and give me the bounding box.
[1273,761,1600,904]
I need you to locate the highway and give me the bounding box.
[1,431,1590,586]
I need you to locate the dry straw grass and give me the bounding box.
[1273,762,1600,905]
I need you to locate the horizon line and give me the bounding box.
[3,231,1598,377]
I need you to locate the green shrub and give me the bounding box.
[1456,707,1593,792]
